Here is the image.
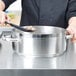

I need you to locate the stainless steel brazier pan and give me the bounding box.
[2,26,72,57]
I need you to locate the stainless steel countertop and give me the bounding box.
[0,38,76,69]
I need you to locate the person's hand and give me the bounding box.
[0,11,10,25]
[66,25,76,43]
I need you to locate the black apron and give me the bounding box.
[20,0,68,28]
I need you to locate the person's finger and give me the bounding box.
[72,40,76,43]
[71,34,75,42]
[5,14,11,22]
[66,30,71,35]
[0,12,6,26]
[0,11,10,26]
[71,32,76,42]
[1,16,6,24]
[0,13,3,24]
[74,33,76,39]
[66,27,76,42]
[71,39,76,43]
[66,28,74,36]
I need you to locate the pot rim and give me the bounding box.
[14,26,66,36]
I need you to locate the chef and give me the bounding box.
[0,0,76,42]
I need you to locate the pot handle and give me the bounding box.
[2,34,20,42]
[2,37,20,42]
[66,34,73,39]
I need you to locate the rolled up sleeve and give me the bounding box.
[2,0,16,10]
[66,0,76,21]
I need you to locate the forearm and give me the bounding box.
[0,0,5,11]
